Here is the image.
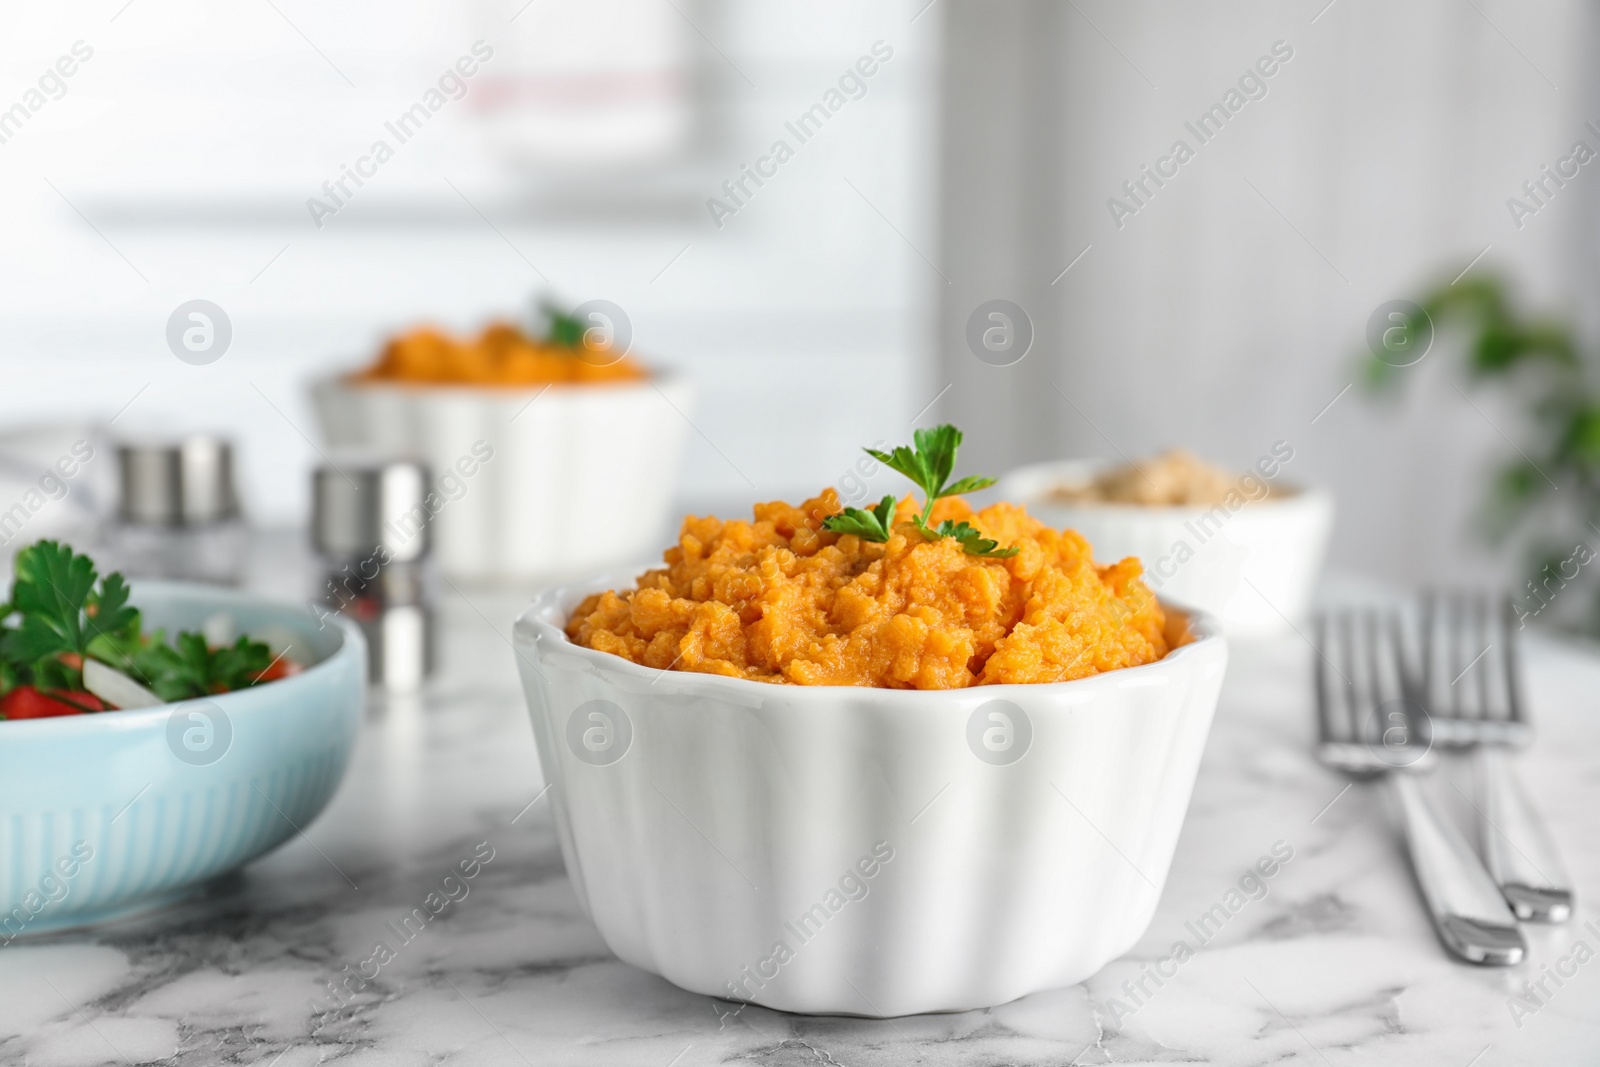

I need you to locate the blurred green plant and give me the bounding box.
[1363,274,1600,630]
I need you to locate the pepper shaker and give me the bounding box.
[311,456,435,691]
[110,435,247,584]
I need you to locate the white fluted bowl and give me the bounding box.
[311,371,693,583]
[999,460,1334,635]
[512,569,1227,1016]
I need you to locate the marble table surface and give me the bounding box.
[3,563,1599,1066]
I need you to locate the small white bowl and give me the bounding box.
[512,569,1227,1016]
[998,460,1333,635]
[311,371,694,584]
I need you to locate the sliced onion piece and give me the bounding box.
[83,658,164,710]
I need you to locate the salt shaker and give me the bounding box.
[311,456,435,691]
[111,435,247,584]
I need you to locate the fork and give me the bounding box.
[1419,591,1573,922]
[1314,609,1526,965]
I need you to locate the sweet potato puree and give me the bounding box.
[566,490,1181,689]
[357,322,646,386]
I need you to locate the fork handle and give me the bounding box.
[1478,747,1573,922]
[1388,774,1526,965]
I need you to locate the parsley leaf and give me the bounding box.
[207,635,276,692]
[0,541,144,690]
[944,474,999,496]
[541,302,587,350]
[131,632,275,702]
[821,494,897,542]
[89,571,140,644]
[928,519,1020,559]
[4,541,97,663]
[0,540,279,708]
[828,425,1017,557]
[130,631,210,702]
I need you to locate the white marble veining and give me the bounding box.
[3,568,1598,1065]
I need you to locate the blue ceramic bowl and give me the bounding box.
[0,582,365,936]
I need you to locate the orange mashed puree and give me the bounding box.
[356,322,647,386]
[566,490,1180,689]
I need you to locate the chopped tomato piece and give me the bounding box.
[254,657,301,683]
[0,686,107,720]
[58,652,84,670]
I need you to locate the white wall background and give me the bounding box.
[0,0,941,526]
[5,0,1595,590]
[935,0,1598,590]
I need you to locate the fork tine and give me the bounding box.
[1449,588,1471,719]
[1314,613,1339,743]
[1498,595,1527,727]
[1340,611,1364,743]
[1447,590,1466,717]
[1386,610,1428,748]
[1427,591,1440,716]
[1475,591,1494,721]
[1369,614,1395,748]
[1460,592,1473,713]
[1477,591,1501,722]
[1356,607,1369,742]
[1440,590,1457,714]
[1378,610,1408,737]
[1462,591,1482,718]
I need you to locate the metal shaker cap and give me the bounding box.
[118,436,239,525]
[312,455,431,563]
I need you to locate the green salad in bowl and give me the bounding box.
[0,540,365,934]
[0,541,298,721]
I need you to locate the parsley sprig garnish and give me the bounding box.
[926,519,1013,558]
[132,631,276,703]
[822,425,1019,558]
[822,494,897,543]
[1,541,141,693]
[0,540,280,712]
[541,302,587,350]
